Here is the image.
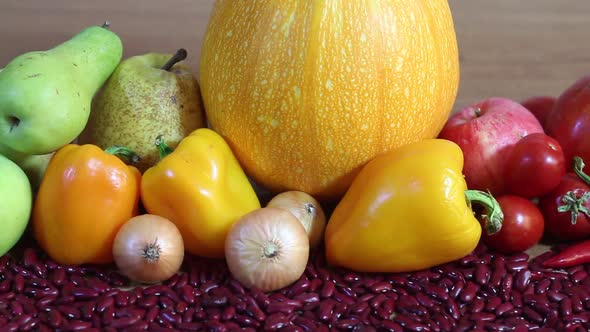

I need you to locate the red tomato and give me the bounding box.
[480,195,544,254]
[545,75,590,171]
[504,133,566,198]
[538,173,590,241]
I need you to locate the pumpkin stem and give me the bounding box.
[104,146,141,165]
[161,49,187,71]
[464,189,504,235]
[154,135,175,160]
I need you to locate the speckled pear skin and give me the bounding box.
[78,53,206,172]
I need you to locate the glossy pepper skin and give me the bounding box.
[325,138,500,273]
[32,144,141,266]
[141,128,261,259]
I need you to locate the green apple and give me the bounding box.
[0,154,33,256]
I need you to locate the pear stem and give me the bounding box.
[102,21,111,29]
[161,49,188,71]
[104,146,141,165]
[154,136,175,160]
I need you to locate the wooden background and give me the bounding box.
[1,0,589,112]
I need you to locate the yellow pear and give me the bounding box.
[79,49,206,172]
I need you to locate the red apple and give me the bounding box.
[545,74,590,171]
[438,97,544,195]
[521,95,556,129]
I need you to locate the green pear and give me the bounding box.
[78,49,206,172]
[0,22,123,155]
[0,143,54,191]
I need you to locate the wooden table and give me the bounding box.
[1,0,589,113]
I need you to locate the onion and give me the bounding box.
[225,207,309,292]
[267,191,326,248]
[112,214,185,284]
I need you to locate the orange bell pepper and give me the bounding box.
[32,144,141,266]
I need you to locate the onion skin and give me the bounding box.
[225,207,309,292]
[113,214,185,284]
[267,191,326,248]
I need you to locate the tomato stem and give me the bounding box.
[557,190,590,225]
[154,135,175,160]
[104,146,141,165]
[465,189,504,235]
[573,157,590,185]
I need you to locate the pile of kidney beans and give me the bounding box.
[1,241,590,332]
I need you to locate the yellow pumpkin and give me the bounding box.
[199,0,460,201]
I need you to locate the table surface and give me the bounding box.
[1,0,589,113]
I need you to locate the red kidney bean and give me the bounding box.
[79,302,95,320]
[251,288,270,309]
[546,290,566,303]
[535,279,551,294]
[64,320,92,330]
[474,264,490,285]
[415,292,436,308]
[369,294,386,309]
[460,281,479,302]
[320,280,335,299]
[264,312,290,330]
[449,281,464,299]
[446,299,461,320]
[245,297,266,321]
[572,294,585,313]
[522,306,543,324]
[318,299,336,322]
[514,270,532,292]
[424,284,449,301]
[102,305,116,325]
[370,281,392,294]
[488,259,505,289]
[308,278,322,293]
[9,301,23,316]
[505,261,528,273]
[470,298,486,313]
[501,275,513,301]
[333,291,355,306]
[46,309,64,328]
[570,270,588,284]
[483,296,501,312]
[234,314,260,328]
[12,274,25,293]
[144,306,159,323]
[96,295,114,313]
[495,302,514,317]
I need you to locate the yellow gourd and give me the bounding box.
[199,0,460,201]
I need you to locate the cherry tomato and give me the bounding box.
[504,133,566,198]
[545,75,590,172]
[480,195,544,254]
[538,172,590,241]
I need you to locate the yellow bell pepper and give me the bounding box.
[141,128,261,258]
[324,138,503,273]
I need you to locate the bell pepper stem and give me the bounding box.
[464,189,504,235]
[557,191,590,225]
[104,146,141,165]
[155,135,174,160]
[573,157,590,185]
